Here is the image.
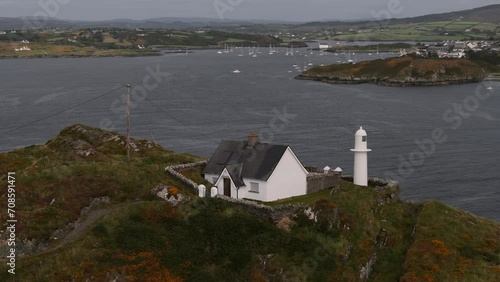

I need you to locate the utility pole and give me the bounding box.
[126,84,131,162]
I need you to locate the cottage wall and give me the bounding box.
[213,169,269,201]
[238,179,268,202]
[266,147,308,201]
[204,173,219,185]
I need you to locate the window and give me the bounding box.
[212,177,218,184]
[362,136,367,142]
[249,182,259,193]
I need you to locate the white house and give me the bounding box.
[202,134,308,202]
[319,43,330,50]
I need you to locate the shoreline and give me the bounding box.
[295,75,486,87]
[0,52,162,60]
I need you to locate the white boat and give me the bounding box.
[487,87,494,91]
[232,69,240,74]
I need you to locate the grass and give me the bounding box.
[328,21,500,41]
[0,124,202,241]
[401,202,500,281]
[225,38,255,43]
[0,42,158,58]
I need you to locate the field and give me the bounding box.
[322,21,499,42]
[0,42,158,58]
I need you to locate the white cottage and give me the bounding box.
[202,134,308,202]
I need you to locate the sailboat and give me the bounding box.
[269,44,275,55]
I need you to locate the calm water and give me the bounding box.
[1,48,499,221]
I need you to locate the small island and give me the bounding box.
[296,56,499,87]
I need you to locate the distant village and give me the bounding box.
[414,40,500,59]
[316,40,500,59]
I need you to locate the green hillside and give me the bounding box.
[0,125,499,281]
[296,56,497,86]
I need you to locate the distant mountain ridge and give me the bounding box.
[301,4,500,27]
[0,4,499,30]
[0,16,298,30]
[394,4,500,24]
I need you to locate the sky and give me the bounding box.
[0,0,498,22]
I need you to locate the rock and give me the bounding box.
[304,207,317,222]
[276,216,295,232]
[359,253,377,281]
[166,193,185,207]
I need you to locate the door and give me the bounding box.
[223,178,231,197]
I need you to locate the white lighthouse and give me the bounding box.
[350,127,371,186]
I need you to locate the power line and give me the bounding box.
[0,84,219,147]
[144,98,219,145]
[0,85,126,136]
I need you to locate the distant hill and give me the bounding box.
[394,4,500,24]
[299,5,500,27]
[0,17,74,30]
[1,4,499,30]
[0,16,298,30]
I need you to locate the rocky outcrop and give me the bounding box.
[296,57,490,87]
[296,73,485,87]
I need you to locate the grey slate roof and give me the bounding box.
[202,140,289,187]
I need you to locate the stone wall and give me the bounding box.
[165,160,208,192]
[306,172,341,194]
[215,195,304,222]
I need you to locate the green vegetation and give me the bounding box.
[0,124,201,241]
[0,28,283,58]
[297,56,497,86]
[0,124,499,281]
[326,20,499,41]
[327,43,412,53]
[217,5,500,42]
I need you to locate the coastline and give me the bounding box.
[295,74,486,87]
[296,56,492,87]
[0,52,162,60]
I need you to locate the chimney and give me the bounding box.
[247,133,259,148]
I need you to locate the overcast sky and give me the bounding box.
[0,0,498,22]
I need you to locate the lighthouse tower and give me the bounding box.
[350,127,371,186]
